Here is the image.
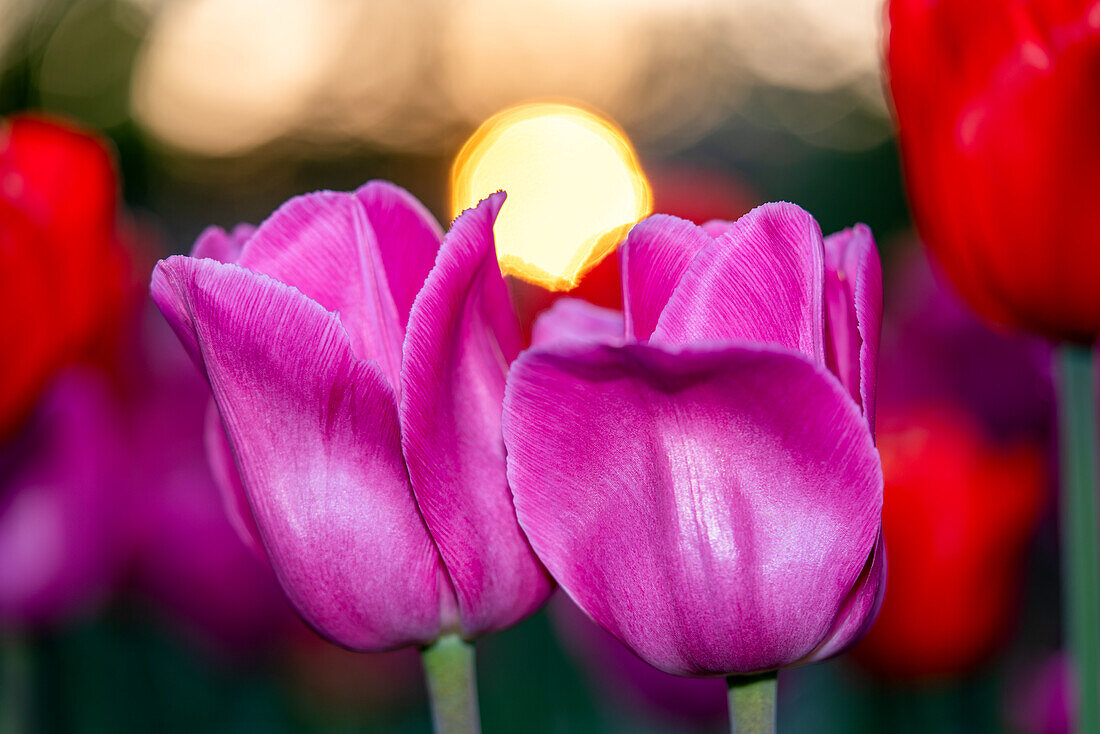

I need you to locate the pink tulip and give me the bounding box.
[151,182,552,652]
[503,204,884,676]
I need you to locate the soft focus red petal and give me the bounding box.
[853,406,1045,677]
[0,115,128,434]
[887,0,1100,339]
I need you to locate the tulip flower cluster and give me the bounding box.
[152,179,884,732]
[10,0,1097,726]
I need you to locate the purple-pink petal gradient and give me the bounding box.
[503,202,884,676]
[203,401,264,558]
[190,218,268,558]
[354,180,445,329]
[121,307,297,652]
[505,342,881,675]
[237,191,405,386]
[192,223,255,263]
[151,184,550,650]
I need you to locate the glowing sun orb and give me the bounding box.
[451,102,651,291]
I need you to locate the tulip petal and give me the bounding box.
[531,298,624,348]
[355,181,445,329]
[621,215,712,341]
[237,191,404,387]
[802,530,885,663]
[402,193,553,637]
[823,225,882,431]
[203,400,264,558]
[191,223,255,264]
[652,203,826,366]
[503,340,882,675]
[700,219,735,238]
[151,256,442,651]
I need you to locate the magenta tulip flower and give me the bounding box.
[502,204,884,726]
[151,181,552,731]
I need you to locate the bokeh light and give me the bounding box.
[131,0,348,155]
[451,102,651,291]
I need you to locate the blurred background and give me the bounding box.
[0,0,1066,732]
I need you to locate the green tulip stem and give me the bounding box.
[727,671,778,734]
[1,634,31,734]
[1058,344,1100,734]
[421,634,481,734]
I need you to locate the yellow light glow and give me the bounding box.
[451,103,651,291]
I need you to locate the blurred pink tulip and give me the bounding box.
[0,371,123,627]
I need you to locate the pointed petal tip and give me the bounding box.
[453,190,507,226]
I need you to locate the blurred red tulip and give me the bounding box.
[886,0,1100,340]
[0,114,128,435]
[853,406,1045,677]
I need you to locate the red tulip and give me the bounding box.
[853,406,1045,677]
[0,114,128,434]
[886,0,1100,340]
